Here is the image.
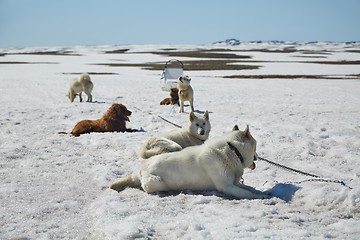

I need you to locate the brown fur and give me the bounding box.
[70,103,135,137]
[160,88,179,105]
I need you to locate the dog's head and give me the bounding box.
[170,88,179,104]
[187,111,211,141]
[110,103,132,121]
[230,125,257,170]
[170,88,179,98]
[178,75,191,88]
[66,91,75,102]
[79,73,91,82]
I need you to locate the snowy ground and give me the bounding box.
[1,42,360,239]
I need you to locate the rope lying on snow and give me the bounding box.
[158,115,182,128]
[258,156,353,189]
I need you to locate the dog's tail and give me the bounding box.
[139,137,182,159]
[139,137,167,159]
[109,174,141,192]
[139,138,158,159]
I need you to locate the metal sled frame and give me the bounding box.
[160,59,184,91]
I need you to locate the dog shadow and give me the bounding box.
[194,110,214,114]
[91,100,108,104]
[268,183,301,202]
[147,183,300,202]
[91,96,124,104]
[180,109,214,115]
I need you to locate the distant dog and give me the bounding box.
[177,75,194,113]
[110,125,271,200]
[160,88,179,106]
[67,73,93,102]
[70,103,135,137]
[139,111,210,159]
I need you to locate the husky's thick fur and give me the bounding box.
[67,73,93,102]
[139,111,210,159]
[110,125,271,200]
[178,75,194,113]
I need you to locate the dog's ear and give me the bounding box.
[232,125,239,131]
[204,110,209,120]
[189,112,196,121]
[242,125,251,138]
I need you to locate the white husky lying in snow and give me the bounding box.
[110,125,271,200]
[139,111,211,159]
[67,73,93,102]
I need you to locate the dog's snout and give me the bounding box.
[253,153,259,161]
[199,128,205,135]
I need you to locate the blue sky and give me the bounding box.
[0,0,359,48]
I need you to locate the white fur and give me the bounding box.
[67,73,93,102]
[140,111,211,159]
[111,125,271,200]
[177,75,194,113]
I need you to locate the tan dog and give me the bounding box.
[160,88,179,106]
[177,75,194,113]
[70,103,135,137]
[67,73,93,102]
[110,125,271,200]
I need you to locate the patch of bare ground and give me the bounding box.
[147,50,252,59]
[0,61,58,64]
[62,72,119,75]
[307,60,360,65]
[5,51,81,56]
[345,50,360,53]
[104,49,129,54]
[223,74,360,80]
[293,55,328,58]
[300,50,331,55]
[94,60,260,71]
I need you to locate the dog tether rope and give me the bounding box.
[158,115,182,128]
[257,156,352,189]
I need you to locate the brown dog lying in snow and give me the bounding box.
[70,103,136,137]
[160,88,179,106]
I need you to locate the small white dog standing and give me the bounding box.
[140,111,211,159]
[110,125,271,200]
[177,75,194,113]
[67,73,93,102]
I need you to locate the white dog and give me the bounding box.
[178,75,194,113]
[140,111,210,159]
[67,73,93,102]
[110,125,271,200]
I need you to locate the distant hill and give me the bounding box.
[213,38,360,46]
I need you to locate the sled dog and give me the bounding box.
[160,88,179,106]
[67,73,93,102]
[110,125,271,200]
[139,111,210,159]
[177,75,194,113]
[70,103,136,136]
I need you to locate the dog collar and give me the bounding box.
[227,142,244,164]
